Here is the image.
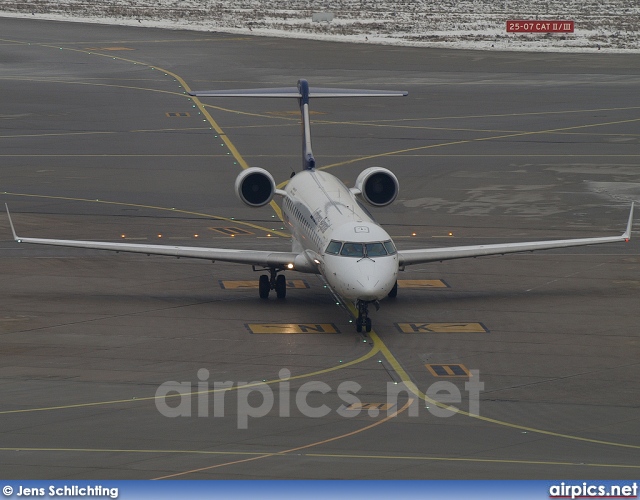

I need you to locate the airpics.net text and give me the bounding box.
[155,368,484,429]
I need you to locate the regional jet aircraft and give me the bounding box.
[5,80,634,332]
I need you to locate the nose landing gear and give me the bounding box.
[355,299,379,333]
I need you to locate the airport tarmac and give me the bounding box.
[0,17,639,479]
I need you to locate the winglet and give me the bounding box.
[5,204,20,242]
[623,202,634,241]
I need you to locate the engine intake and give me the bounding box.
[235,167,276,207]
[354,167,399,207]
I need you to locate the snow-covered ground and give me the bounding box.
[1,1,639,53]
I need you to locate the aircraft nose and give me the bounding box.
[323,254,398,302]
[353,259,396,301]
[355,281,379,300]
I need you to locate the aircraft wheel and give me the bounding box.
[365,318,372,333]
[275,274,287,299]
[388,281,398,298]
[355,318,363,333]
[259,275,270,299]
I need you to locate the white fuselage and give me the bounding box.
[281,169,399,302]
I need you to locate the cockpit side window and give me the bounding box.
[383,240,397,255]
[365,242,388,257]
[325,240,342,255]
[340,242,364,257]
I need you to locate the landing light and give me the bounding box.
[313,259,320,264]
[287,263,294,269]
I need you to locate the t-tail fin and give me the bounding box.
[190,80,407,171]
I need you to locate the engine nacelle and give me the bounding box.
[235,167,276,207]
[353,167,399,207]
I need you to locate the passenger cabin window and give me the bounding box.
[325,240,342,255]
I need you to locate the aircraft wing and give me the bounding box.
[5,205,299,269]
[398,203,634,267]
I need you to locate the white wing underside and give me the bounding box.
[5,205,297,268]
[5,204,633,269]
[399,204,633,266]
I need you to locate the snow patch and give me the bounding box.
[1,1,639,53]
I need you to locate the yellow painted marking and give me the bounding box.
[6,36,640,455]
[1,37,284,223]
[266,110,326,116]
[0,340,379,415]
[314,105,640,125]
[201,103,300,121]
[165,112,190,117]
[153,399,414,479]
[219,280,309,290]
[85,47,134,51]
[177,78,285,222]
[209,226,253,236]
[313,116,640,177]
[396,322,488,333]
[366,326,640,450]
[397,279,448,289]
[1,447,637,471]
[305,453,640,470]
[4,192,289,238]
[247,323,339,334]
[344,403,395,411]
[426,364,471,378]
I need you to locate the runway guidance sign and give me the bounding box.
[507,20,574,33]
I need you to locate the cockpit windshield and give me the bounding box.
[325,240,342,255]
[325,239,397,257]
[366,242,387,257]
[341,243,364,257]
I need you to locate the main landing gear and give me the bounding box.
[258,268,286,299]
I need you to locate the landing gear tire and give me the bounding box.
[356,300,373,334]
[259,274,270,299]
[388,281,398,298]
[275,274,287,299]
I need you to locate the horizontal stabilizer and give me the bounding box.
[189,87,408,98]
[190,80,407,171]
